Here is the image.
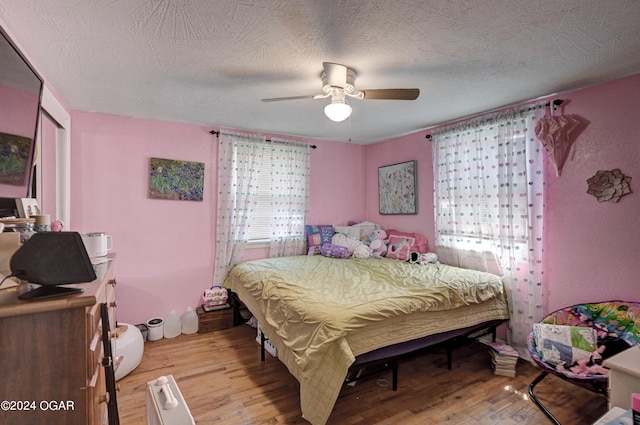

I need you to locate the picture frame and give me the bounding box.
[0,133,33,187]
[149,157,204,201]
[378,160,417,215]
[15,197,40,218]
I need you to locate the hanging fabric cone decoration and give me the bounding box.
[535,107,580,177]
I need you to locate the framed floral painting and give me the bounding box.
[378,160,417,214]
[149,157,204,201]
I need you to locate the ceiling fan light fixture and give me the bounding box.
[324,100,352,122]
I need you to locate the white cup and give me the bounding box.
[81,232,113,258]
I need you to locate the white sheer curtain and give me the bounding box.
[212,131,266,287]
[268,137,311,257]
[432,104,546,355]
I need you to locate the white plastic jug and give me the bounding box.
[181,307,198,334]
[163,310,181,338]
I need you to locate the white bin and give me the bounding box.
[147,317,164,341]
[111,323,144,381]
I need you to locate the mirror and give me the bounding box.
[0,24,43,201]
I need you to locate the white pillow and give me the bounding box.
[353,221,379,239]
[333,225,360,240]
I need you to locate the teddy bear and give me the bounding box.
[366,229,389,259]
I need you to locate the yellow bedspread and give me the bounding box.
[223,255,509,425]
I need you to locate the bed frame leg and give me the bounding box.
[260,331,266,362]
[528,371,560,425]
[391,359,398,391]
[446,339,453,370]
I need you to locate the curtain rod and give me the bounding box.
[210,130,317,149]
[424,98,564,140]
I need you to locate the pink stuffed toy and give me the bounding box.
[568,344,609,376]
[367,229,389,259]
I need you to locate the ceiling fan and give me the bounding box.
[261,62,420,122]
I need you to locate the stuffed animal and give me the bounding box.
[420,252,439,264]
[408,252,439,265]
[568,344,609,375]
[353,244,373,259]
[366,229,389,259]
[331,233,371,258]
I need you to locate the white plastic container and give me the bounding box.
[146,317,164,341]
[181,307,199,334]
[164,310,181,338]
[111,322,144,381]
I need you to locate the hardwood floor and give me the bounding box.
[116,324,607,424]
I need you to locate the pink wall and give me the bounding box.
[69,114,366,325]
[542,73,640,312]
[70,112,215,325]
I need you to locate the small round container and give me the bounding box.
[146,317,164,341]
[32,214,51,232]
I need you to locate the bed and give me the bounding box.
[223,255,510,425]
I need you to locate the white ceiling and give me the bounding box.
[1,0,640,145]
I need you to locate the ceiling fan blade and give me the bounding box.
[261,95,317,102]
[360,88,420,100]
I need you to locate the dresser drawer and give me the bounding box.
[86,264,117,425]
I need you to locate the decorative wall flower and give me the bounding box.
[586,169,632,203]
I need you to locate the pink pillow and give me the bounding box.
[386,235,415,261]
[386,229,429,253]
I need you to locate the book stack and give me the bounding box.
[202,303,230,312]
[483,341,519,377]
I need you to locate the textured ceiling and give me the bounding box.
[1,0,640,144]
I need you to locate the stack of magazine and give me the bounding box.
[482,341,519,377]
[202,302,230,312]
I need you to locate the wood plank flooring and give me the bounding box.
[116,324,607,424]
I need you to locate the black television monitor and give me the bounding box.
[0,23,44,200]
[10,232,97,300]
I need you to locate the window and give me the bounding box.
[432,104,547,352]
[249,146,280,242]
[214,132,310,285]
[217,134,309,244]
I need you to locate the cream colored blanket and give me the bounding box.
[223,256,509,425]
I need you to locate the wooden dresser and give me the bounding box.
[0,259,117,425]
